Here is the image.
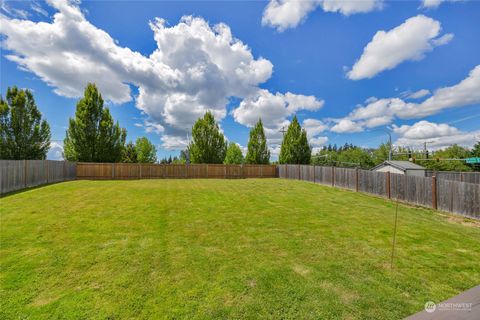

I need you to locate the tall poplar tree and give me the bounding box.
[64,83,126,162]
[188,111,227,163]
[0,87,51,159]
[245,119,270,164]
[279,115,311,164]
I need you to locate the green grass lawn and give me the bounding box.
[1,179,479,319]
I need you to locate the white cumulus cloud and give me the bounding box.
[347,15,453,80]
[405,89,431,99]
[0,0,320,151]
[303,118,328,137]
[421,0,462,9]
[393,120,479,149]
[48,141,64,160]
[231,89,324,143]
[329,65,480,133]
[262,0,382,32]
[331,119,363,133]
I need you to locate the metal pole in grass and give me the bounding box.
[390,189,400,270]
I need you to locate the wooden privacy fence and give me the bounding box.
[76,163,277,180]
[425,171,480,184]
[279,164,479,219]
[0,160,76,195]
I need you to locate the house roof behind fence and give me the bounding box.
[372,160,426,172]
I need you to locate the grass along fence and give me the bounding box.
[279,164,479,219]
[76,162,277,180]
[0,160,76,195]
[3,161,478,218]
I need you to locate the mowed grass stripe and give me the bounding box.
[1,179,479,319]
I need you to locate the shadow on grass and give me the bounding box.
[0,179,77,199]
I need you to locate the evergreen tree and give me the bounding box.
[122,142,138,163]
[136,137,157,163]
[64,83,126,162]
[0,87,51,159]
[188,111,227,163]
[224,142,244,164]
[279,115,311,164]
[179,149,189,163]
[245,119,270,164]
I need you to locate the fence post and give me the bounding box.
[139,164,142,179]
[63,161,67,181]
[24,160,28,188]
[313,165,316,183]
[206,164,209,178]
[224,165,227,179]
[386,171,391,199]
[298,164,301,180]
[112,163,115,179]
[355,168,359,192]
[260,165,263,178]
[332,166,335,187]
[432,175,437,210]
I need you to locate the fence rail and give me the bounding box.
[279,165,479,219]
[0,160,76,195]
[76,163,277,180]
[3,161,478,218]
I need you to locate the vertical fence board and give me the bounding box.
[279,165,478,218]
[437,180,480,217]
[1,160,76,195]
[75,163,277,180]
[426,171,480,184]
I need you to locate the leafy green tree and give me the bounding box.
[136,137,157,163]
[311,149,338,166]
[188,111,227,164]
[245,119,270,164]
[418,144,472,171]
[338,147,375,168]
[373,142,392,165]
[312,145,374,168]
[64,83,126,162]
[471,141,480,157]
[279,116,311,164]
[0,87,51,159]
[122,142,138,163]
[224,142,244,164]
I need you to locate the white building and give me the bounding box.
[371,160,426,177]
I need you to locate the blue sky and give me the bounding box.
[1,0,479,160]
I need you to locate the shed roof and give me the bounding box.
[371,160,425,171]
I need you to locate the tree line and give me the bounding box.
[312,142,480,171]
[1,83,479,170]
